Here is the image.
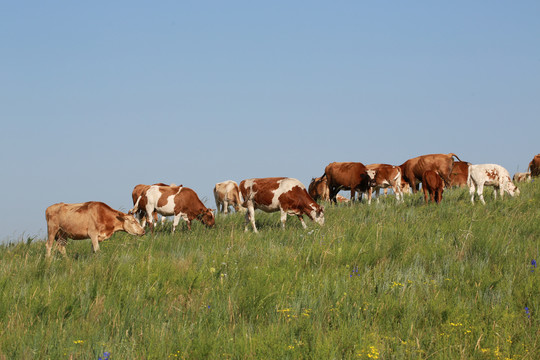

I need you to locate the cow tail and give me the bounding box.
[130,195,142,214]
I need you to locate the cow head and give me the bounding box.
[198,208,216,228]
[120,214,145,236]
[507,182,520,197]
[310,205,325,226]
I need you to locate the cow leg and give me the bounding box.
[90,234,100,253]
[297,215,307,229]
[469,182,476,204]
[393,184,402,203]
[46,227,58,258]
[375,188,381,204]
[367,188,372,205]
[280,210,288,229]
[477,183,486,205]
[172,214,183,233]
[244,203,258,233]
[500,187,505,199]
[57,236,67,257]
[329,187,338,203]
[350,189,356,202]
[423,187,428,203]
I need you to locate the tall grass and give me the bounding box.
[0,182,538,359]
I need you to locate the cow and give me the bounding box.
[131,183,175,226]
[528,154,540,177]
[308,176,330,202]
[449,161,470,188]
[130,184,215,232]
[213,180,245,214]
[45,201,145,257]
[422,170,444,204]
[365,164,403,204]
[321,162,375,203]
[336,194,350,203]
[400,153,462,193]
[513,172,531,183]
[239,177,324,233]
[467,164,520,205]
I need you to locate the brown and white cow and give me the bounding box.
[239,177,324,233]
[528,154,540,177]
[365,164,403,204]
[322,162,375,203]
[131,183,173,226]
[308,176,330,202]
[400,153,462,193]
[422,170,444,204]
[467,164,520,205]
[513,172,531,183]
[213,180,245,214]
[45,201,145,257]
[449,161,470,188]
[130,184,215,232]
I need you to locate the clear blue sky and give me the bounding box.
[1,1,539,243]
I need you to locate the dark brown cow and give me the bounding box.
[400,153,462,193]
[45,201,145,257]
[529,154,540,177]
[449,161,470,188]
[365,164,403,204]
[322,162,375,203]
[308,176,330,202]
[239,177,324,233]
[130,184,215,232]
[422,171,444,204]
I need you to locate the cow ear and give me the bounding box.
[116,214,126,223]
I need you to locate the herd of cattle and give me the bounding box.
[44,153,540,256]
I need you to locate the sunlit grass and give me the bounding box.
[0,182,538,358]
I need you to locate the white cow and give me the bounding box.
[467,164,520,204]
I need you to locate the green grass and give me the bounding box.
[1,183,539,359]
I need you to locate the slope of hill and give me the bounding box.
[1,183,539,359]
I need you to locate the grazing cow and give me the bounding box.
[213,180,245,214]
[322,162,375,203]
[449,161,470,188]
[130,184,215,232]
[400,153,462,193]
[308,176,330,202]
[131,183,174,226]
[365,164,403,204]
[239,177,324,233]
[528,154,540,177]
[467,164,520,205]
[513,172,531,183]
[45,201,145,257]
[422,170,444,204]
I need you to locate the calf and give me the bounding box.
[422,170,444,204]
[239,177,324,233]
[214,180,245,214]
[45,201,145,257]
[131,184,215,232]
[468,164,520,204]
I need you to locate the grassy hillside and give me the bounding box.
[1,183,539,359]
